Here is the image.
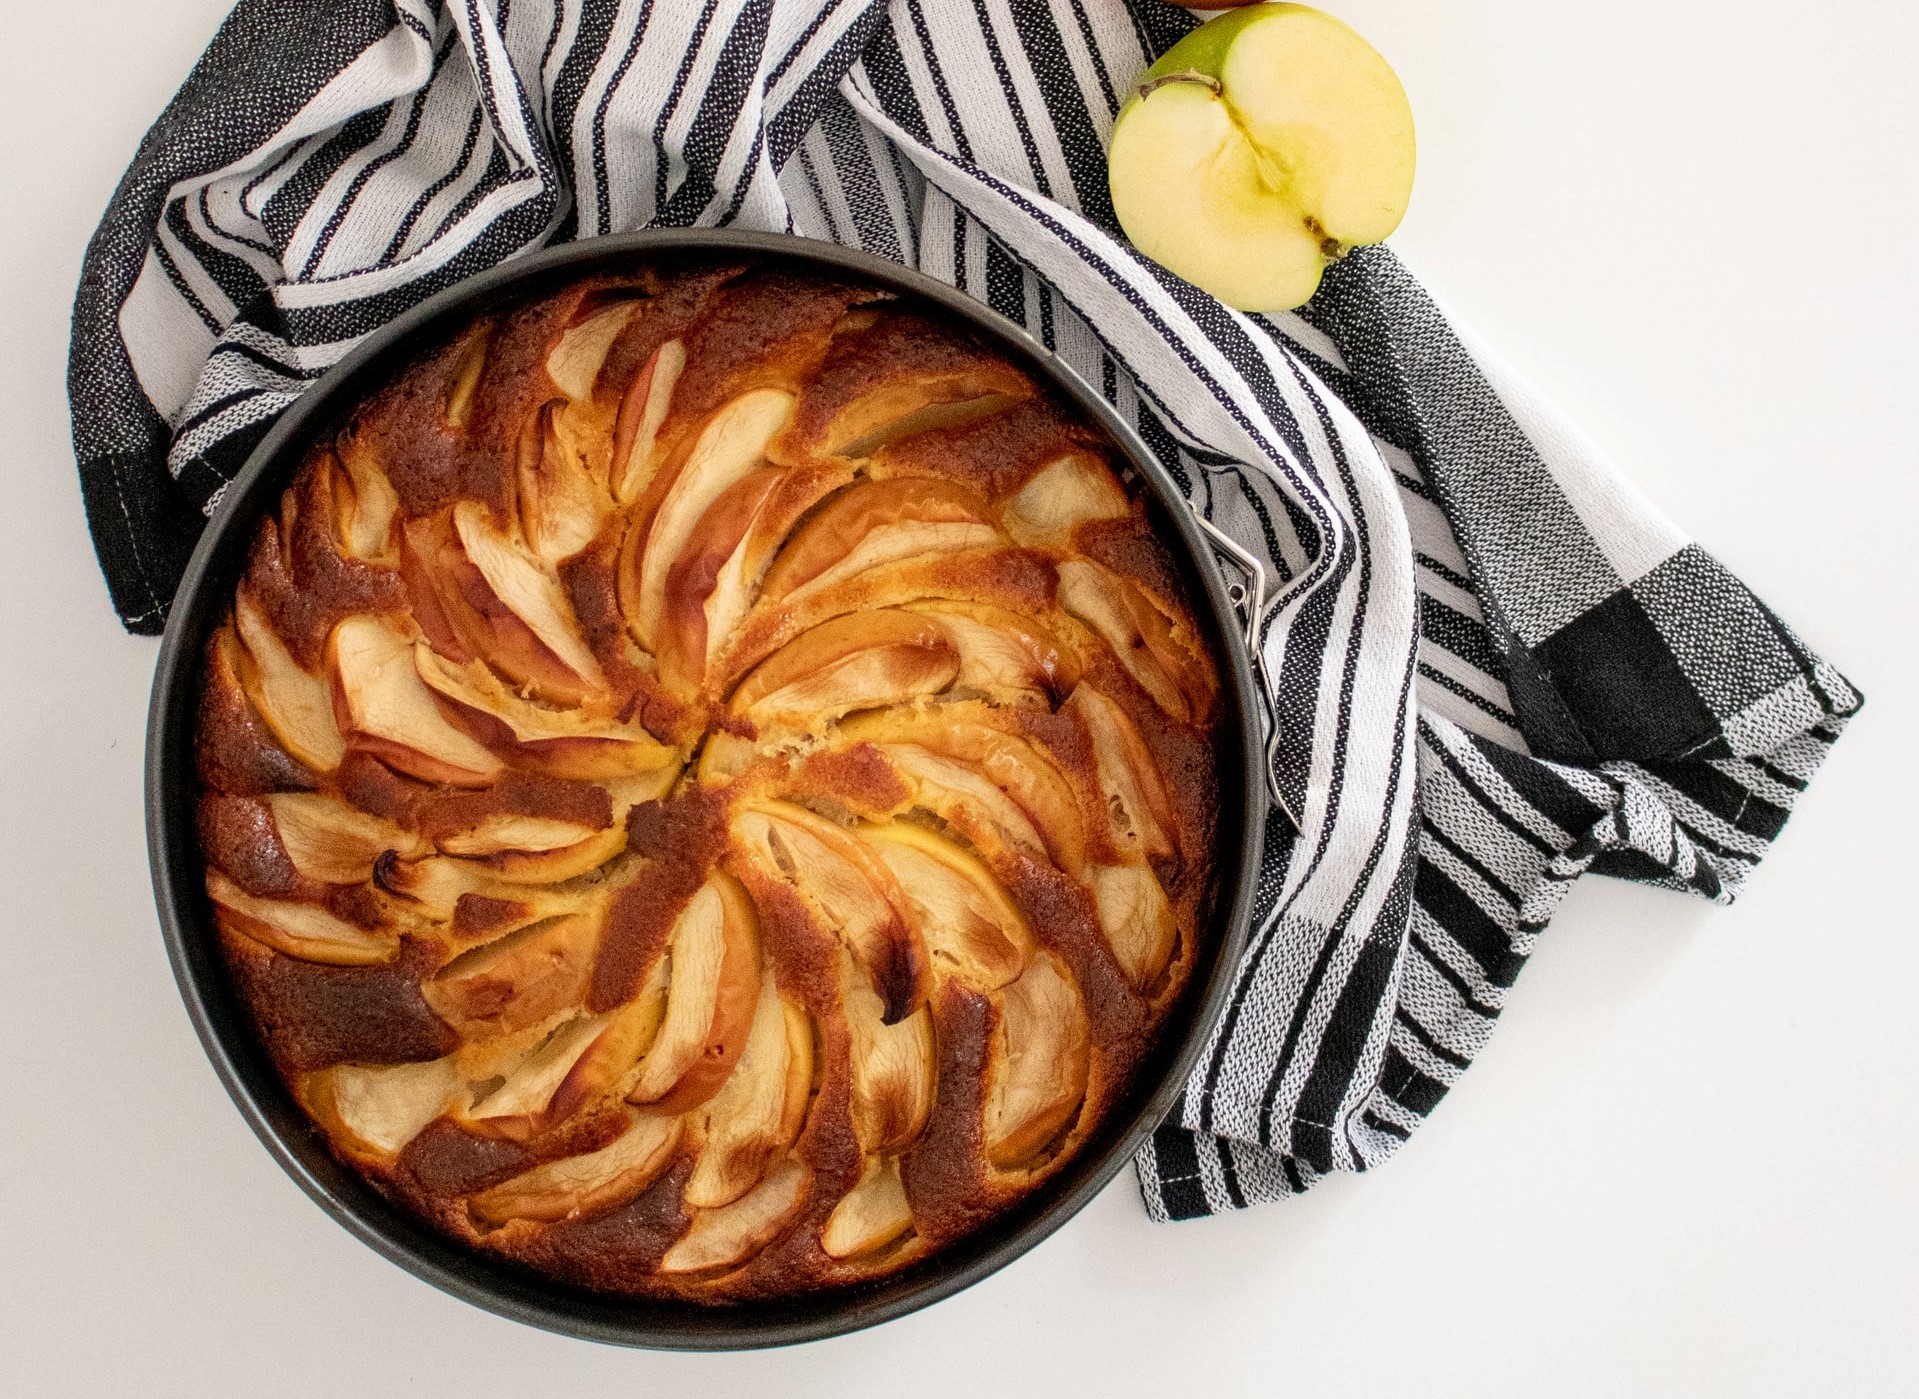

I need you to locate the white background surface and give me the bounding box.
[2,1,1913,1394]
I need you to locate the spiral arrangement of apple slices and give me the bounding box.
[195,261,1221,1298]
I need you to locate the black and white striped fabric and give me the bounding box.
[70,0,1860,1220]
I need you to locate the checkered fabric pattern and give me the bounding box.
[68,0,1859,1220]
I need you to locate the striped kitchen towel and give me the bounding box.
[69,0,1861,1218]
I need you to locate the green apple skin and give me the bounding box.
[1107,4,1416,313]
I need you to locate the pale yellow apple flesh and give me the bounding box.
[421,912,602,1040]
[1107,4,1415,312]
[304,1056,463,1162]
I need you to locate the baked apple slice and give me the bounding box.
[519,400,613,564]
[233,588,345,772]
[1001,452,1130,548]
[730,800,926,1023]
[902,600,1074,705]
[984,952,1090,1168]
[435,812,605,859]
[841,710,1086,875]
[864,743,1047,863]
[414,644,678,781]
[420,912,602,1040]
[207,870,399,966]
[452,826,627,886]
[610,339,686,504]
[727,611,959,737]
[655,465,788,698]
[841,951,936,1156]
[1062,683,1179,868]
[758,476,999,602]
[267,792,424,884]
[451,501,608,696]
[859,823,1032,992]
[625,387,796,651]
[469,1109,683,1226]
[544,300,640,402]
[659,1156,809,1275]
[461,1012,610,1140]
[325,440,401,565]
[626,874,763,1112]
[684,971,814,1210]
[1085,862,1179,992]
[329,613,503,787]
[543,970,669,1122]
[820,1154,913,1260]
[303,1056,463,1163]
[1056,559,1217,724]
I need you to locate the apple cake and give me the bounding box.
[193,256,1224,1300]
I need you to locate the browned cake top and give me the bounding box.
[194,257,1223,1302]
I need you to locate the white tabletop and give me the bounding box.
[3,1,1913,1393]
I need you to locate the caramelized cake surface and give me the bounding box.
[194,258,1223,1301]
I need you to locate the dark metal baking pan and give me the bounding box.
[145,228,1267,1349]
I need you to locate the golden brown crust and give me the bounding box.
[193,257,1224,1303]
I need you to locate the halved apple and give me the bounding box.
[329,613,503,787]
[902,600,1073,705]
[985,952,1090,1168]
[452,501,608,697]
[758,477,999,602]
[859,823,1032,992]
[461,1012,609,1140]
[659,1156,809,1275]
[233,588,345,772]
[611,339,685,504]
[1063,683,1179,868]
[820,1154,914,1260]
[1001,453,1130,548]
[841,952,936,1156]
[684,972,814,1210]
[1085,863,1179,992]
[626,874,763,1111]
[207,869,399,966]
[727,611,959,736]
[730,801,925,1023]
[1056,559,1216,723]
[469,1109,682,1226]
[1107,3,1416,313]
[545,300,640,402]
[304,1056,463,1162]
[414,644,678,781]
[626,388,795,651]
[267,792,424,884]
[656,466,788,698]
[420,912,601,1040]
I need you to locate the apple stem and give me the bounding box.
[1136,70,1222,102]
